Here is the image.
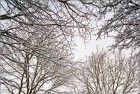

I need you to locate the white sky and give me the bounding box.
[73,36,114,61]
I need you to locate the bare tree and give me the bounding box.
[94,0,140,54]
[74,51,139,94]
[0,0,96,40]
[0,1,97,73]
[0,29,74,94]
[0,1,98,93]
[94,1,140,91]
[0,0,97,70]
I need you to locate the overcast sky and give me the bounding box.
[73,36,114,61]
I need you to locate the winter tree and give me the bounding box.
[74,51,139,94]
[95,0,140,54]
[0,0,96,93]
[0,29,75,94]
